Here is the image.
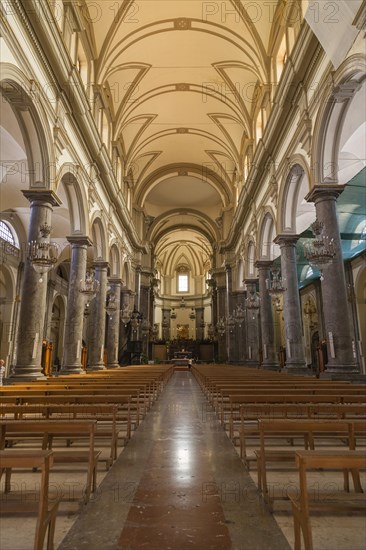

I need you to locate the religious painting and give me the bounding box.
[176,324,189,339]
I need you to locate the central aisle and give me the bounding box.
[59,371,290,550]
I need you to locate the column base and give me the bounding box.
[106,363,120,369]
[262,361,280,371]
[245,360,260,369]
[283,363,312,376]
[87,364,106,372]
[319,367,362,382]
[59,366,85,375]
[9,366,46,381]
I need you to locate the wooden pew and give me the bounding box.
[289,450,366,550]
[239,403,366,463]
[0,449,60,550]
[0,420,101,504]
[0,404,123,469]
[254,419,365,511]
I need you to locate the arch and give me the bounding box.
[0,66,55,188]
[136,163,232,210]
[57,166,90,235]
[257,209,279,260]
[122,261,131,289]
[110,243,121,277]
[90,214,108,260]
[277,158,314,234]
[311,54,366,186]
[246,240,257,278]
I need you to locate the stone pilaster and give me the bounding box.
[306,185,358,374]
[244,279,260,367]
[106,278,122,369]
[61,236,92,374]
[87,260,109,371]
[255,261,279,370]
[11,190,61,380]
[274,235,308,374]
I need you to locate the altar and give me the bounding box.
[171,350,192,366]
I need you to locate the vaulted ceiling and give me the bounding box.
[81,0,288,274]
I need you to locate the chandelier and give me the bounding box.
[79,270,99,305]
[266,267,286,302]
[120,303,131,326]
[130,305,142,333]
[207,323,215,339]
[28,223,58,282]
[234,304,246,327]
[304,219,336,280]
[216,317,226,336]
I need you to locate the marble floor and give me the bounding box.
[1,371,365,550]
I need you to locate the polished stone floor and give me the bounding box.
[58,371,290,550]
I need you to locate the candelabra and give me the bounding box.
[304,219,336,280]
[266,267,286,309]
[79,270,100,306]
[27,223,58,282]
[106,291,117,319]
[234,304,246,327]
[216,317,226,336]
[120,303,131,326]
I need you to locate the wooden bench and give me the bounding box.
[239,403,366,463]
[289,450,366,550]
[0,404,123,469]
[0,394,134,436]
[0,449,60,550]
[254,419,365,511]
[0,420,101,504]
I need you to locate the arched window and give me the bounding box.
[0,221,15,245]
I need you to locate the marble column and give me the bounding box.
[306,185,358,374]
[274,235,308,374]
[225,264,235,362]
[244,279,260,367]
[61,236,92,374]
[255,261,279,370]
[11,190,61,380]
[106,278,122,369]
[216,284,227,361]
[119,288,132,363]
[87,260,109,371]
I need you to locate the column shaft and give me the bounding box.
[61,237,92,374]
[306,186,358,374]
[244,279,260,367]
[11,191,60,379]
[275,235,308,374]
[87,261,109,371]
[256,262,279,370]
[106,279,122,369]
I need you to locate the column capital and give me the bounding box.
[22,189,62,207]
[93,260,109,270]
[255,260,273,269]
[274,234,300,246]
[108,277,123,285]
[305,184,345,204]
[67,235,93,247]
